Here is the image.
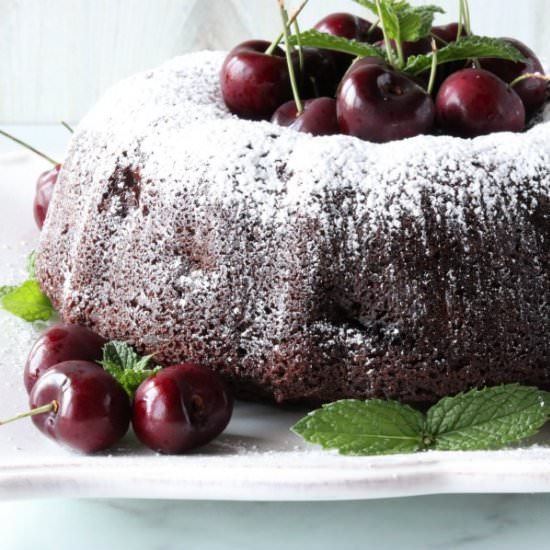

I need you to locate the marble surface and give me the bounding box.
[2,127,550,546]
[2,495,550,549]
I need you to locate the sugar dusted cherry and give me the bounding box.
[221,40,291,120]
[132,363,233,454]
[271,97,339,136]
[337,64,435,143]
[436,68,525,137]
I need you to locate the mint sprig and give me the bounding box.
[286,30,385,59]
[426,384,547,451]
[292,385,549,456]
[98,341,162,398]
[0,250,56,322]
[405,35,526,75]
[1,280,55,322]
[292,399,425,455]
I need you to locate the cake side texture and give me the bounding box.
[36,51,550,403]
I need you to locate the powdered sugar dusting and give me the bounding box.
[35,51,550,403]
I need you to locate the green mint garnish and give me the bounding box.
[99,341,162,398]
[1,280,55,322]
[292,385,549,456]
[0,250,56,322]
[404,35,526,75]
[286,30,385,59]
[292,399,425,456]
[426,384,548,451]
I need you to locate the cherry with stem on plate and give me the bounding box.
[132,363,233,454]
[24,323,106,394]
[0,128,61,229]
[2,361,131,454]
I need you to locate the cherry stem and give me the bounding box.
[0,129,59,166]
[294,19,304,74]
[427,39,439,95]
[0,400,59,426]
[279,0,303,114]
[266,0,309,55]
[510,72,550,88]
[61,121,74,134]
[375,0,397,68]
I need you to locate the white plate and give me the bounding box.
[2,151,550,502]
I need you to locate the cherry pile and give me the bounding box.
[4,324,233,454]
[220,9,548,142]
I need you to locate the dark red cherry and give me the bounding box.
[481,38,547,116]
[314,12,383,43]
[132,363,233,454]
[432,23,467,45]
[343,56,390,79]
[436,68,525,137]
[271,98,339,136]
[29,361,131,453]
[24,323,106,394]
[315,13,383,79]
[34,164,61,229]
[376,37,432,58]
[292,48,339,98]
[337,65,435,143]
[220,40,291,120]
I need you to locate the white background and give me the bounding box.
[0,0,547,123]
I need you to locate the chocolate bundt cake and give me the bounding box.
[36,51,550,404]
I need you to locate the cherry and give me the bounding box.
[314,12,383,43]
[0,128,61,230]
[220,40,291,120]
[432,23,466,45]
[293,47,338,98]
[436,68,525,137]
[33,164,61,229]
[271,97,339,136]
[24,323,106,394]
[132,363,233,454]
[314,13,383,78]
[376,37,432,59]
[26,361,131,453]
[337,64,435,143]
[481,38,547,116]
[343,56,389,79]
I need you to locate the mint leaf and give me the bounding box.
[398,5,444,42]
[27,250,37,279]
[426,385,548,451]
[377,2,401,41]
[0,286,17,299]
[99,341,161,398]
[291,399,425,455]
[1,280,55,322]
[405,35,526,75]
[286,30,384,59]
